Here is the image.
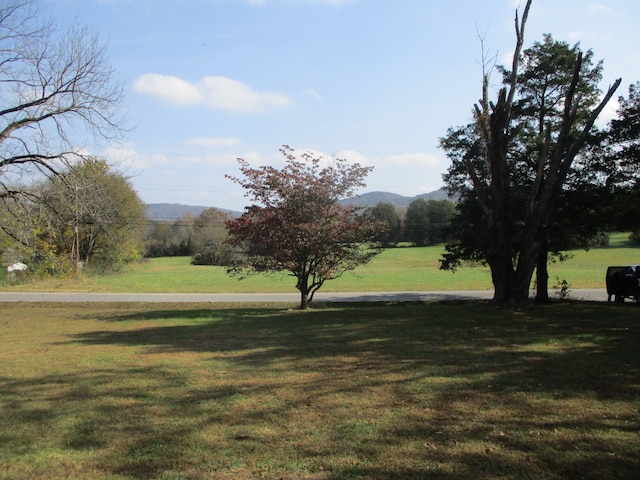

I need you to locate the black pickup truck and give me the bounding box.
[606,265,640,303]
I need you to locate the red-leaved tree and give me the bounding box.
[225,146,384,309]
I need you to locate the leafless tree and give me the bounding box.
[0,0,126,200]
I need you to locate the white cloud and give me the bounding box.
[128,152,171,171]
[185,137,240,148]
[589,3,611,15]
[103,143,136,163]
[133,74,203,106]
[303,88,322,100]
[133,73,292,112]
[384,153,440,167]
[102,143,178,172]
[267,148,438,171]
[200,76,292,112]
[202,153,243,166]
[106,144,263,187]
[596,97,619,127]
[238,150,267,166]
[335,149,373,166]
[167,151,266,168]
[281,148,372,169]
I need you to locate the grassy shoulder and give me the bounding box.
[1,301,638,479]
[3,233,638,293]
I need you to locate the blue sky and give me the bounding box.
[44,0,639,211]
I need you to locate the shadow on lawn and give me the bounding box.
[73,302,640,395]
[4,301,639,479]
[84,302,640,478]
[1,366,217,478]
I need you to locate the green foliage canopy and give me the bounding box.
[365,202,402,247]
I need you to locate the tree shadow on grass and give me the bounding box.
[79,302,640,475]
[1,366,216,478]
[69,302,640,393]
[3,301,639,479]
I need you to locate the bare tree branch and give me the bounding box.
[0,0,127,199]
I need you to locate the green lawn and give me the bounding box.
[4,233,638,293]
[1,301,638,479]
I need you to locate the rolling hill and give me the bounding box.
[339,188,449,208]
[146,188,450,221]
[145,204,234,221]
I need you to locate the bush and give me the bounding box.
[191,245,239,266]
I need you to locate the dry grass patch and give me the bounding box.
[1,301,639,479]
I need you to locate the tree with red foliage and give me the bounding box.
[225,146,383,309]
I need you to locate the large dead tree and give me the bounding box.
[468,0,621,301]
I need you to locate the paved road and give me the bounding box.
[0,289,609,303]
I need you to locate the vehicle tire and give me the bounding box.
[615,294,625,303]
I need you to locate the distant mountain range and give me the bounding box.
[338,188,449,208]
[145,204,236,221]
[146,188,450,221]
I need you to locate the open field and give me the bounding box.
[1,301,639,479]
[3,234,639,294]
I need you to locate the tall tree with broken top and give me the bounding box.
[441,0,621,302]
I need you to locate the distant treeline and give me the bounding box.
[144,199,458,265]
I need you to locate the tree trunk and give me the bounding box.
[487,232,514,302]
[511,228,541,302]
[535,235,550,303]
[296,273,311,309]
[488,94,520,303]
[489,258,511,302]
[299,290,310,310]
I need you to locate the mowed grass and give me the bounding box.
[1,301,639,479]
[5,233,639,293]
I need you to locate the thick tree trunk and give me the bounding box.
[511,228,542,302]
[485,89,513,303]
[299,290,310,310]
[489,218,540,303]
[487,228,515,302]
[489,257,512,302]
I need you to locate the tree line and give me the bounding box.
[145,197,457,260]
[0,151,457,279]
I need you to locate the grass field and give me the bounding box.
[3,233,639,294]
[1,301,639,479]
